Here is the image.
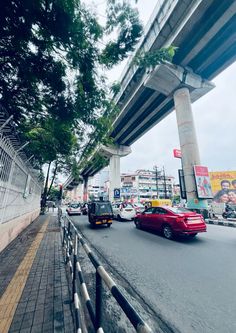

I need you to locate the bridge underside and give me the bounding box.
[111,0,236,146]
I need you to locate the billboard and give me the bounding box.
[209,171,236,204]
[194,166,213,199]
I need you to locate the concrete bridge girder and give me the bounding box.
[144,63,215,98]
[144,64,215,210]
[100,144,131,202]
[100,144,131,159]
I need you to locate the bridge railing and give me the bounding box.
[58,208,153,333]
[0,114,41,225]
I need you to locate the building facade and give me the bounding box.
[120,169,174,202]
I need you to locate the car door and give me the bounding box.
[150,207,169,231]
[141,207,156,229]
[112,204,119,218]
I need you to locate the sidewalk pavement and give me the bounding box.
[0,212,75,333]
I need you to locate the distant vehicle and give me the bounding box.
[143,199,172,208]
[112,202,136,221]
[88,201,113,227]
[66,203,81,216]
[134,206,206,239]
[222,204,236,219]
[132,202,145,213]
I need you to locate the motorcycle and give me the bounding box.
[222,206,236,219]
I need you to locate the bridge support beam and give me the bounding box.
[83,176,89,202]
[145,63,215,212]
[101,145,131,202]
[173,87,207,210]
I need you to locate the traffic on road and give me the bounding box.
[62,200,236,333]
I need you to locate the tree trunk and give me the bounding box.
[48,160,58,197]
[41,161,51,211]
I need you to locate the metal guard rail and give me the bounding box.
[58,208,152,333]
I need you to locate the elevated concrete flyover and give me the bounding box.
[111,0,236,145]
[66,0,236,205]
[64,144,131,202]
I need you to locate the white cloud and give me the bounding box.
[121,61,236,180]
[89,1,236,182]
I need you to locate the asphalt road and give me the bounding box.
[70,214,236,333]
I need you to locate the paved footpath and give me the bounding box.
[0,213,75,333]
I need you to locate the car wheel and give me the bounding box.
[117,214,122,221]
[189,233,197,238]
[107,223,111,228]
[134,218,141,229]
[162,224,173,240]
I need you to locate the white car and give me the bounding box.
[132,202,145,213]
[112,203,136,221]
[67,203,81,216]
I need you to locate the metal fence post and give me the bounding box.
[95,271,102,330]
[72,234,78,302]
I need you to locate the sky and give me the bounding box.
[86,0,236,182]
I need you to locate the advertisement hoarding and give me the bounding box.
[194,166,213,199]
[209,171,236,204]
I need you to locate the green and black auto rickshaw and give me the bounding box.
[88,200,113,227]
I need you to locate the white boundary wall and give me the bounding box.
[0,129,41,252]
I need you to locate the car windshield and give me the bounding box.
[70,204,80,208]
[167,207,192,214]
[122,203,133,208]
[135,203,144,207]
[95,203,113,215]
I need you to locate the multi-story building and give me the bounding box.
[121,169,174,202]
[67,168,174,203]
[88,168,109,199]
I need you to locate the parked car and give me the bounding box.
[132,202,145,214]
[66,203,81,216]
[112,202,136,221]
[134,206,206,239]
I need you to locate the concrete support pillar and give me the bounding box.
[173,87,207,209]
[109,155,121,202]
[73,187,77,201]
[83,177,88,202]
[100,144,131,202]
[143,63,215,213]
[77,183,83,202]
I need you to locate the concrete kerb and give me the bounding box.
[205,218,236,228]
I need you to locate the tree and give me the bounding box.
[0,0,175,207]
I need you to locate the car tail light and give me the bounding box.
[176,217,185,223]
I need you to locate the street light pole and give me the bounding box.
[163,166,167,199]
[153,165,159,199]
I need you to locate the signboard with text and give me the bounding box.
[194,166,213,199]
[173,149,182,159]
[209,171,236,204]
[114,188,120,199]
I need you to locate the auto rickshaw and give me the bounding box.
[88,200,113,227]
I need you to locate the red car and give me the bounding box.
[134,206,207,239]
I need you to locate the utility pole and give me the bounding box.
[163,166,167,199]
[153,165,159,199]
